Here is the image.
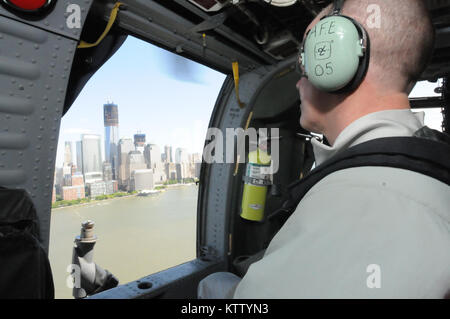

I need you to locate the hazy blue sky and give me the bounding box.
[56,36,444,167]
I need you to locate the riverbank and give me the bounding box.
[52,193,138,211]
[165,182,196,188]
[52,183,197,210]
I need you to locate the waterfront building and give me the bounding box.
[62,185,85,201]
[71,174,84,186]
[103,161,113,181]
[105,180,116,195]
[87,181,107,198]
[76,141,83,173]
[62,164,72,186]
[118,138,134,189]
[54,167,63,196]
[195,163,201,179]
[81,134,103,183]
[86,180,115,198]
[164,145,173,163]
[104,103,119,180]
[126,151,147,191]
[130,169,154,191]
[175,148,189,164]
[165,162,177,181]
[191,153,202,179]
[64,141,73,165]
[144,144,166,184]
[111,180,118,193]
[176,163,191,182]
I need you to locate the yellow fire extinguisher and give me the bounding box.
[240,147,272,222]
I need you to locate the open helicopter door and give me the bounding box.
[90,56,313,299]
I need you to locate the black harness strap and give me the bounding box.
[269,128,450,219]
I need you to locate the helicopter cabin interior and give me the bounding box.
[0,0,449,299]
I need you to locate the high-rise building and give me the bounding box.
[175,148,189,164]
[118,138,134,189]
[176,163,191,182]
[62,164,72,186]
[81,134,103,183]
[191,153,202,179]
[64,141,73,165]
[165,163,177,181]
[104,103,119,179]
[144,144,166,184]
[127,151,147,173]
[130,169,154,191]
[103,161,113,181]
[126,150,147,191]
[76,141,83,173]
[134,133,146,153]
[55,167,63,195]
[164,145,173,163]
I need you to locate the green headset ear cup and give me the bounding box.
[303,15,367,92]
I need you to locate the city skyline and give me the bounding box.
[55,126,202,201]
[58,133,200,169]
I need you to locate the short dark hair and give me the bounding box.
[320,0,435,92]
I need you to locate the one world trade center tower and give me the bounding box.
[104,102,119,180]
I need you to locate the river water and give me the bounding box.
[49,185,198,299]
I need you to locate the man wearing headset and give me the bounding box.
[199,0,450,298]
